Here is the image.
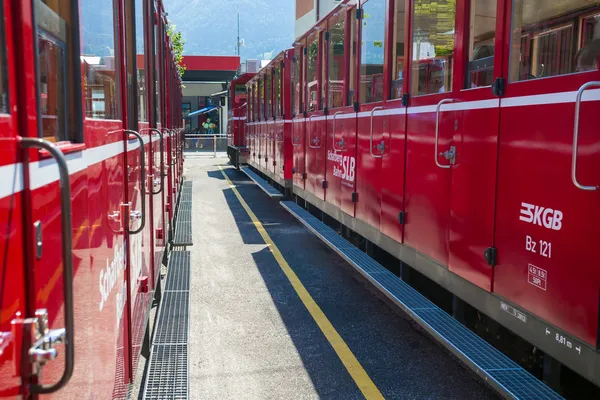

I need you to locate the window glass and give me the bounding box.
[275,65,282,117]
[391,0,406,99]
[349,9,357,105]
[465,0,496,88]
[259,78,264,119]
[81,0,119,120]
[510,1,600,81]
[329,16,346,109]
[0,6,7,114]
[135,0,147,122]
[38,0,77,141]
[292,55,300,115]
[252,81,258,120]
[321,33,326,109]
[154,2,162,124]
[411,0,456,96]
[306,35,319,112]
[360,0,386,104]
[247,86,252,121]
[266,70,272,118]
[292,47,302,115]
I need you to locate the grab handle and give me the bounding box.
[572,82,600,191]
[332,112,344,151]
[123,130,147,234]
[141,128,164,195]
[434,99,455,169]
[22,138,75,394]
[308,114,321,149]
[369,107,384,158]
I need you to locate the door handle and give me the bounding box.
[572,81,600,191]
[435,98,455,169]
[21,138,74,394]
[308,114,321,149]
[142,128,164,195]
[369,107,384,158]
[332,111,344,151]
[119,130,146,235]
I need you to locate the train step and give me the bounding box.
[240,167,283,198]
[280,200,563,400]
[173,182,193,247]
[143,251,190,399]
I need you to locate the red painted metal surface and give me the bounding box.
[0,0,182,398]
[182,55,240,72]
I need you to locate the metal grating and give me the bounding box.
[173,221,193,246]
[143,251,191,398]
[143,344,188,399]
[280,200,563,400]
[240,167,283,198]
[153,290,189,344]
[165,251,190,292]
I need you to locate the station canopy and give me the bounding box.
[181,55,240,82]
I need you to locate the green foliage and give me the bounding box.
[167,23,186,77]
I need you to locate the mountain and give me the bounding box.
[164,0,295,61]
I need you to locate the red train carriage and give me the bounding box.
[246,0,600,390]
[227,72,255,168]
[0,0,183,398]
[246,50,295,191]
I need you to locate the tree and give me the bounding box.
[167,23,186,77]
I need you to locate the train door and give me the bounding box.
[355,0,391,229]
[15,0,130,396]
[403,0,458,267]
[324,5,358,214]
[438,0,505,291]
[380,0,408,244]
[493,0,600,348]
[0,2,29,397]
[305,29,327,201]
[125,0,153,379]
[292,45,307,191]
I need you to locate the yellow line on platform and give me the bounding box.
[219,166,384,400]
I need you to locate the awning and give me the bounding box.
[186,105,218,118]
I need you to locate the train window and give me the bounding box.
[465,0,496,88]
[410,0,456,96]
[259,78,264,120]
[360,0,386,104]
[348,9,357,106]
[509,0,600,82]
[154,2,162,124]
[320,32,327,110]
[0,7,8,113]
[37,0,79,141]
[274,65,282,117]
[391,0,406,99]
[81,0,119,120]
[306,34,319,112]
[292,55,300,115]
[328,14,346,109]
[135,0,147,122]
[266,70,272,119]
[247,86,252,121]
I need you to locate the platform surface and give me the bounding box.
[165,156,504,399]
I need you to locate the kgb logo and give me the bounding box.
[519,202,563,231]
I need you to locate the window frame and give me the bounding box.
[34,0,84,142]
[357,0,391,105]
